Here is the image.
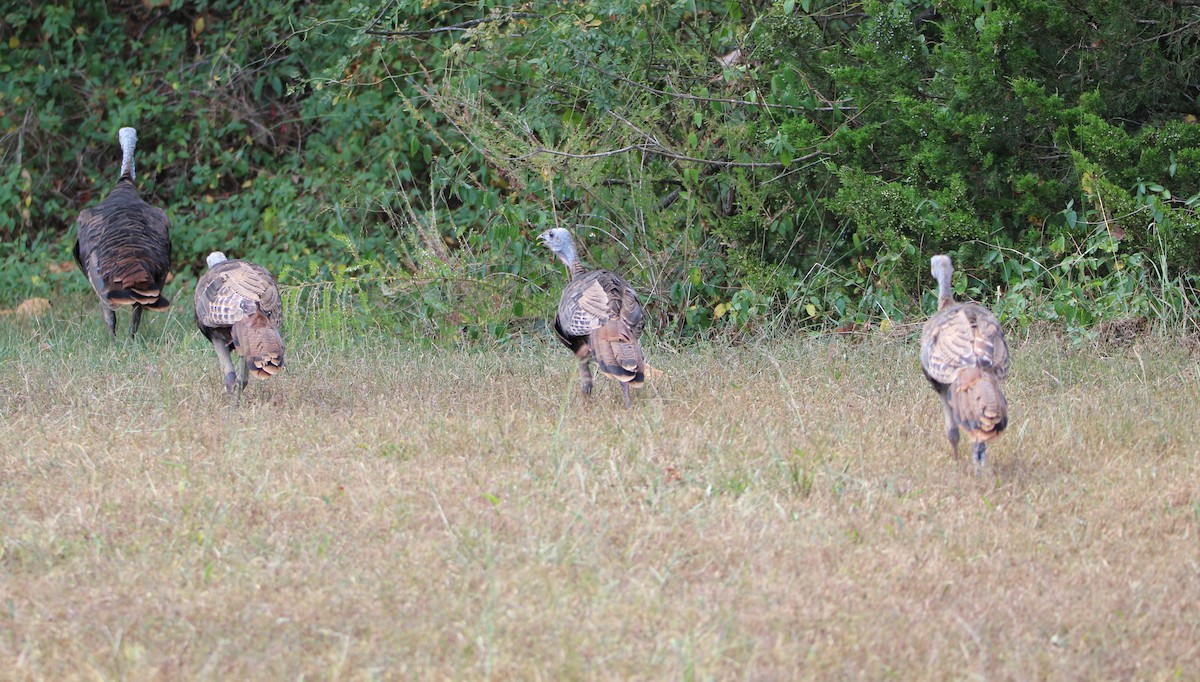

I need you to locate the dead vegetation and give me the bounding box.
[0,306,1198,679]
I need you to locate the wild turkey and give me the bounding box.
[920,254,1010,464]
[539,227,646,407]
[73,127,171,337]
[194,252,285,395]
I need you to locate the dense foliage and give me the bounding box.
[2,0,1198,339]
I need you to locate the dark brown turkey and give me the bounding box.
[539,227,646,407]
[194,252,285,395]
[73,127,172,337]
[920,255,1010,464]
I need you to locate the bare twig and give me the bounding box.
[646,145,819,168]
[492,141,812,169]
[1132,19,1200,45]
[585,57,855,114]
[508,144,647,161]
[608,111,823,169]
[365,11,538,37]
[364,0,397,34]
[418,83,826,178]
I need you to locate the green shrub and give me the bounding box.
[2,0,1198,339]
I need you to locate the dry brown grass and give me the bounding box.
[2,304,1199,680]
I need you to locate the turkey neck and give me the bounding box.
[936,268,954,310]
[119,130,137,181]
[557,241,587,280]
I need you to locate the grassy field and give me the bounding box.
[2,300,1199,680]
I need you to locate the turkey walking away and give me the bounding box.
[539,227,646,408]
[73,127,172,338]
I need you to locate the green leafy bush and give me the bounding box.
[2,0,1198,339]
